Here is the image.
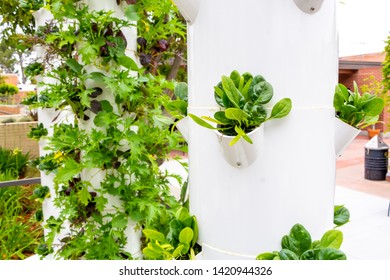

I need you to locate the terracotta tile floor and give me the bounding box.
[336,135,390,199]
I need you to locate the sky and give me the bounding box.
[338,0,390,57]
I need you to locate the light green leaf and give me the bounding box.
[174,82,188,101]
[124,5,140,21]
[54,158,83,183]
[76,184,92,206]
[143,229,166,242]
[256,252,279,260]
[66,58,83,74]
[229,134,241,146]
[225,108,249,122]
[201,116,225,125]
[179,227,194,244]
[234,126,253,144]
[221,76,242,108]
[112,214,128,229]
[143,247,163,260]
[188,114,217,130]
[117,55,139,71]
[268,98,292,120]
[172,244,185,259]
[320,230,343,249]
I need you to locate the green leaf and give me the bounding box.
[317,248,347,260]
[234,125,253,144]
[143,229,166,242]
[179,227,194,244]
[167,100,188,116]
[241,78,253,101]
[268,98,292,120]
[174,82,188,101]
[225,108,250,123]
[213,111,233,125]
[176,207,191,222]
[172,244,185,259]
[100,100,114,113]
[124,5,140,21]
[66,58,83,75]
[191,216,199,247]
[320,230,343,249]
[221,76,243,108]
[188,114,217,130]
[76,184,92,206]
[363,97,384,116]
[229,70,241,87]
[279,249,299,260]
[54,158,83,183]
[143,247,163,260]
[93,112,118,127]
[112,214,128,229]
[229,134,242,146]
[256,252,279,260]
[252,81,273,104]
[300,249,317,260]
[117,55,139,71]
[282,224,312,257]
[88,72,106,83]
[334,205,350,226]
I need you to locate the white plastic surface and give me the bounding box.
[294,0,325,14]
[335,117,360,158]
[178,0,338,259]
[173,0,201,24]
[216,126,264,168]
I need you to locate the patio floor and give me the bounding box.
[335,134,390,260]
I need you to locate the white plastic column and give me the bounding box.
[82,0,141,258]
[33,9,74,249]
[176,0,338,259]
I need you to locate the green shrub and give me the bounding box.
[0,83,19,96]
[0,147,29,178]
[0,186,43,259]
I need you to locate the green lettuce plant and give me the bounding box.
[166,82,188,120]
[334,82,384,129]
[189,70,292,146]
[256,224,346,260]
[257,205,350,260]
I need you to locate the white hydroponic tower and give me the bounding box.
[175,0,338,259]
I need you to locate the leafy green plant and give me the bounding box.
[0,83,19,96]
[32,185,50,203]
[256,224,346,260]
[189,70,292,145]
[24,62,45,80]
[142,207,199,260]
[0,186,43,260]
[19,0,44,11]
[28,122,48,140]
[0,147,29,178]
[333,205,350,227]
[334,82,385,129]
[16,1,190,260]
[166,82,188,120]
[257,205,350,260]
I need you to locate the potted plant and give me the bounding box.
[189,70,292,145]
[166,82,189,141]
[334,82,384,157]
[188,70,291,168]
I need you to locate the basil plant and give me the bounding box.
[189,70,292,146]
[334,82,384,129]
